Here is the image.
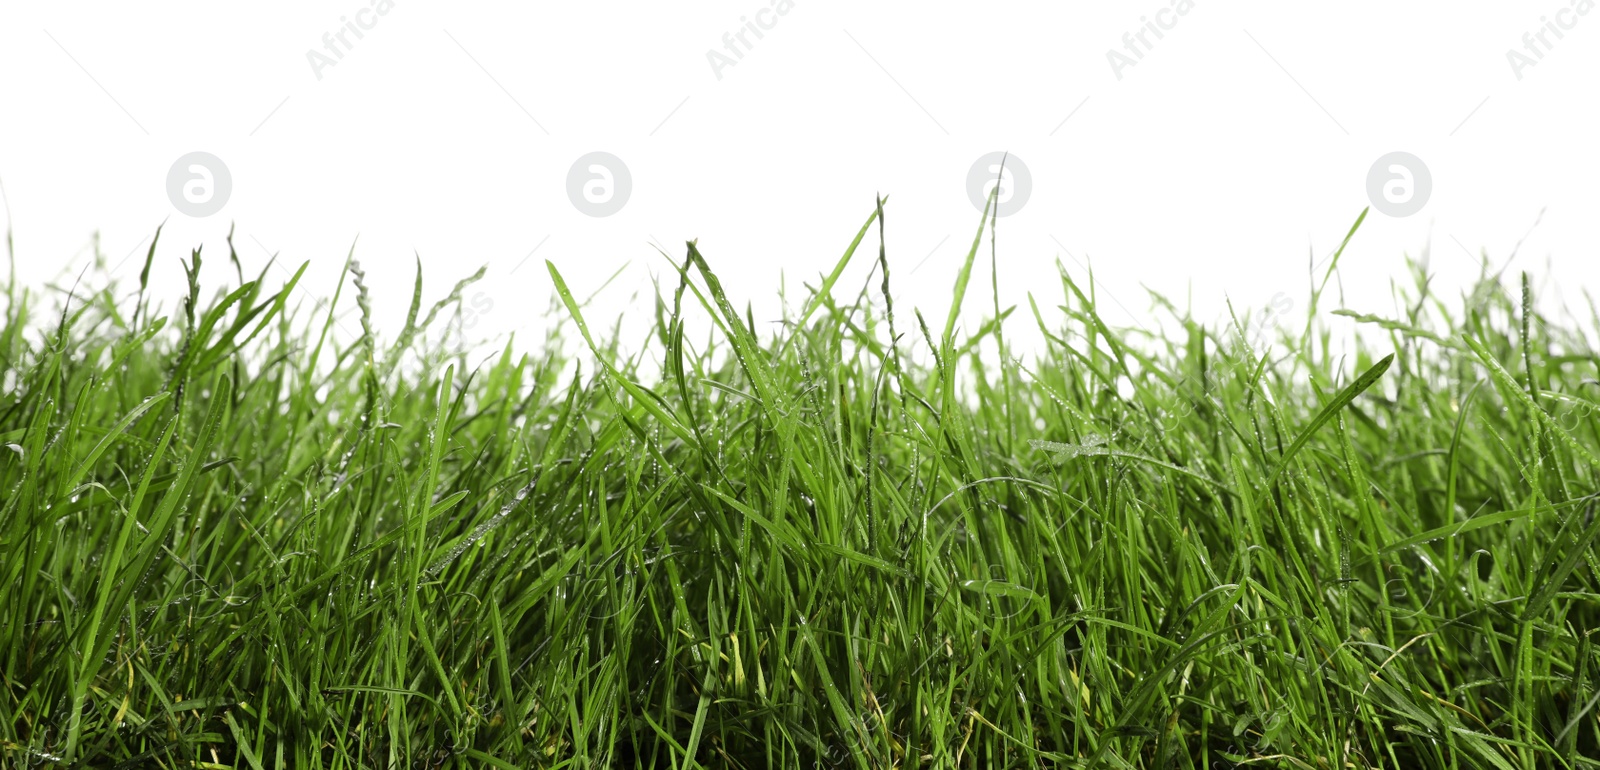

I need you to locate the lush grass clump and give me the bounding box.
[1,200,1598,769]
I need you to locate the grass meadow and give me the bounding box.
[2,198,1598,768]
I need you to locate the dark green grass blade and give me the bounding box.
[1267,353,1393,488]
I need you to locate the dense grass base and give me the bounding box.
[2,205,1598,768]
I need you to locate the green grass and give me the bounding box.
[1,199,1598,769]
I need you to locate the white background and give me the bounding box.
[2,2,1596,356]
